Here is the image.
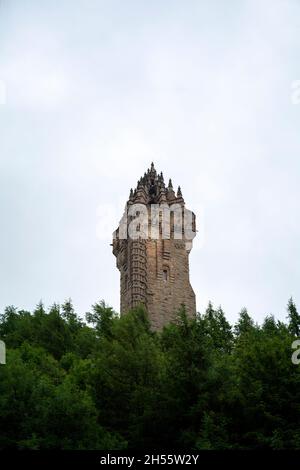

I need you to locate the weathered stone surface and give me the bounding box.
[112,163,196,330]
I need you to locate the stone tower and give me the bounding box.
[112,163,196,329]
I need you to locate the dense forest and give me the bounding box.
[0,298,300,450]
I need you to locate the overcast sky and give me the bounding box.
[0,0,300,324]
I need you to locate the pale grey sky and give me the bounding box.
[0,0,300,324]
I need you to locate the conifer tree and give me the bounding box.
[287,297,300,337]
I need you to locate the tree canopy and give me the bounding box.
[0,298,299,449]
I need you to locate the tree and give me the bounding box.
[234,308,255,337]
[202,303,233,353]
[159,308,216,447]
[86,300,117,338]
[1,297,300,450]
[287,298,300,337]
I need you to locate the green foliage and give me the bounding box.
[287,297,300,337]
[234,307,255,336]
[0,298,300,449]
[202,302,234,353]
[86,300,117,338]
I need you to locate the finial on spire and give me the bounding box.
[129,188,133,199]
[177,186,182,197]
[150,162,157,176]
[168,178,173,190]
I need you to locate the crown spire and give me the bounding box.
[129,165,185,204]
